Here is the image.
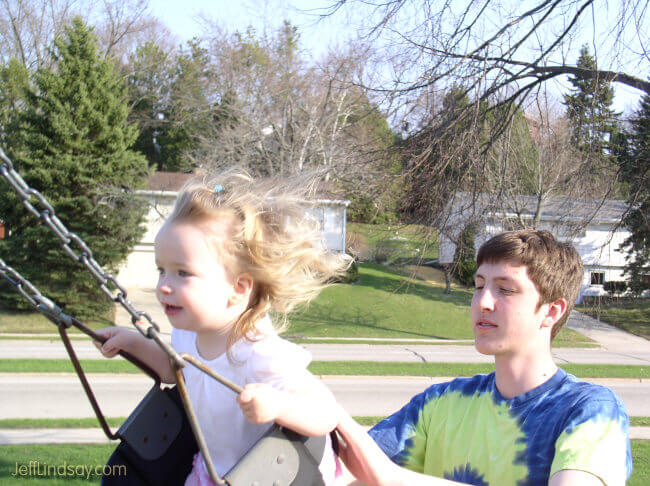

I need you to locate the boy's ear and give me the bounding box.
[541,298,567,328]
[230,273,254,306]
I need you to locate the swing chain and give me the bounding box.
[0,147,185,369]
[0,257,73,328]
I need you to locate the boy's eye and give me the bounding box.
[157,267,165,276]
[178,270,190,277]
[499,287,515,294]
[474,285,484,290]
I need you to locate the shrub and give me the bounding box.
[453,225,477,286]
[603,281,628,294]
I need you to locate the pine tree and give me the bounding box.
[619,92,650,294]
[0,17,149,317]
[563,45,619,161]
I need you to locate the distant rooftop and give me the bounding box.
[446,192,628,225]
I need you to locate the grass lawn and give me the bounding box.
[2,416,649,429]
[0,442,647,485]
[286,263,593,346]
[577,299,650,340]
[0,311,112,335]
[1,264,592,346]
[347,223,439,262]
[2,358,648,379]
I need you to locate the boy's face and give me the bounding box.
[471,260,552,357]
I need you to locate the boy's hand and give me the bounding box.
[93,327,135,358]
[237,383,285,424]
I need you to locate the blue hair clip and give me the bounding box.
[214,184,223,193]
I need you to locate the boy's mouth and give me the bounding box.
[475,320,497,329]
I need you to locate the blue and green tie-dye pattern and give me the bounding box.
[369,369,632,485]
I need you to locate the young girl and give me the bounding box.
[95,172,350,485]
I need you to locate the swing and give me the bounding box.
[0,148,330,486]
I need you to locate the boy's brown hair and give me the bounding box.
[476,229,584,339]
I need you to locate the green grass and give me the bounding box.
[577,299,650,340]
[0,263,591,346]
[631,440,650,486]
[0,418,128,429]
[0,444,116,484]
[286,263,592,346]
[347,223,439,261]
[2,416,648,429]
[0,441,647,485]
[2,358,648,379]
[0,310,113,335]
[307,361,650,379]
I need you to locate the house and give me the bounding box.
[438,192,633,302]
[116,172,350,288]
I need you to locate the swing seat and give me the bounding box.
[102,385,197,485]
[102,385,327,485]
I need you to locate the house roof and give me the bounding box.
[146,172,349,205]
[445,192,628,225]
[147,172,194,192]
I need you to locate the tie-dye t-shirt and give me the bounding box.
[369,369,631,485]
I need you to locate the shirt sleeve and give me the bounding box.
[368,388,431,473]
[246,336,313,390]
[550,389,632,485]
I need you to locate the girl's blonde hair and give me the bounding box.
[167,171,351,349]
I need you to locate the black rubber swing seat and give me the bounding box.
[102,384,328,486]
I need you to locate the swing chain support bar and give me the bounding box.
[0,147,233,484]
[0,257,73,329]
[0,147,185,370]
[174,366,228,486]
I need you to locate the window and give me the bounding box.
[590,272,605,285]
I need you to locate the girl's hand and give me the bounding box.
[93,327,136,358]
[237,383,286,424]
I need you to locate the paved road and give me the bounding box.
[3,339,649,365]
[1,373,648,419]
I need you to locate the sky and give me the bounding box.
[148,0,645,116]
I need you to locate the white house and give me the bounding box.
[117,172,350,288]
[438,192,632,301]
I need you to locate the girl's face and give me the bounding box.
[154,220,247,340]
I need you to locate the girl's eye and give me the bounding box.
[157,267,165,276]
[500,288,515,294]
[474,285,484,290]
[178,270,190,277]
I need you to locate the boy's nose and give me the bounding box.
[478,288,495,310]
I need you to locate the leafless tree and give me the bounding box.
[325,1,646,237]
[0,0,157,68]
[187,22,389,185]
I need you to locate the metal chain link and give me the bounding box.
[0,147,185,369]
[0,257,72,328]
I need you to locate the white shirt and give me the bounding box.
[171,317,336,481]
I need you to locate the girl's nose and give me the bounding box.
[157,276,172,294]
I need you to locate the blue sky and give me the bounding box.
[150,0,353,58]
[148,0,644,115]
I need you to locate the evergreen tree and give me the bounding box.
[619,92,650,294]
[0,17,149,317]
[563,45,619,161]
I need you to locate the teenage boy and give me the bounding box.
[336,230,632,486]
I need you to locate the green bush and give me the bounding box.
[452,225,477,286]
[331,257,359,284]
[603,281,628,294]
